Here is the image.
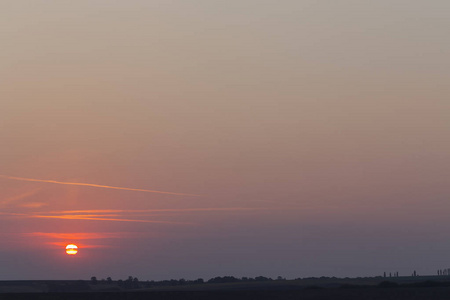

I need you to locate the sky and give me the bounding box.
[0,0,449,281]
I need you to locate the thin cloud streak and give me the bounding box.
[0,175,202,197]
[0,212,27,216]
[0,188,42,206]
[0,212,191,224]
[26,232,139,239]
[47,242,107,248]
[1,207,290,225]
[20,202,49,208]
[50,207,280,214]
[26,232,150,249]
[31,214,192,224]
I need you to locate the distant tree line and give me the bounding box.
[91,276,140,289]
[92,270,450,290]
[95,270,450,291]
[89,275,291,289]
[383,272,399,278]
[437,269,450,276]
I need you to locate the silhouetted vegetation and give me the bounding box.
[438,268,450,276]
[5,277,450,299]
[78,271,450,293]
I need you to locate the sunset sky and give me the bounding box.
[1,0,449,280]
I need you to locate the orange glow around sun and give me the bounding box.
[65,244,78,255]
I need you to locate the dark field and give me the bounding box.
[3,277,450,299]
[2,287,450,300]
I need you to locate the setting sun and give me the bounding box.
[65,244,78,255]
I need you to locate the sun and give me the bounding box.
[65,244,78,255]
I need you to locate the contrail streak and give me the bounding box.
[0,188,42,206]
[26,232,131,239]
[0,175,201,197]
[0,212,191,224]
[52,207,276,214]
[32,214,190,224]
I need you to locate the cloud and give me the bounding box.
[30,214,192,224]
[26,232,138,239]
[25,232,146,249]
[0,212,27,217]
[0,175,201,197]
[51,207,277,214]
[0,211,192,224]
[46,242,107,248]
[20,202,49,208]
[0,187,43,206]
[1,206,291,225]
[23,207,282,224]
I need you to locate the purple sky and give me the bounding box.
[0,0,449,280]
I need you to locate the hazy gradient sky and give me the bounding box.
[1,0,449,280]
